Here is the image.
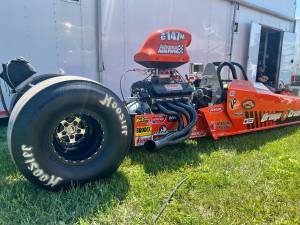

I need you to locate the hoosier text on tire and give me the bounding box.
[8,76,132,190]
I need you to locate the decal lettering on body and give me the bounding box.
[261,113,283,123]
[135,126,152,137]
[160,31,185,41]
[242,99,256,110]
[157,45,184,55]
[261,110,300,123]
[135,136,153,146]
[288,110,300,118]
[229,98,240,110]
[234,112,244,117]
[210,121,232,130]
[154,125,168,136]
[243,118,254,125]
[209,106,224,114]
[136,116,149,124]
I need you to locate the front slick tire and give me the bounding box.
[8,76,132,190]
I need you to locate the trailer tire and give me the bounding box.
[8,76,132,190]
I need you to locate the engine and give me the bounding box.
[128,69,198,150]
[127,28,198,150]
[130,69,194,112]
[125,28,243,150]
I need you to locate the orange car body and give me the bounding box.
[133,80,300,146]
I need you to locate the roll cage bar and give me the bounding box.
[213,61,248,90]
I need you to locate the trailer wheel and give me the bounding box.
[8,76,132,190]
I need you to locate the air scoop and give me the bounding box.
[134,28,192,69]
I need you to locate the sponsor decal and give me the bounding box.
[261,112,282,123]
[135,136,153,145]
[242,99,256,110]
[261,110,300,123]
[217,121,232,130]
[160,31,185,41]
[218,121,232,130]
[135,126,152,137]
[229,98,240,110]
[99,94,128,136]
[234,112,244,117]
[280,112,289,122]
[152,115,166,124]
[229,91,236,97]
[164,83,183,91]
[22,145,63,187]
[211,121,232,130]
[154,125,168,136]
[137,116,149,124]
[157,45,184,55]
[243,118,254,125]
[209,106,224,114]
[167,115,177,122]
[287,110,300,118]
[244,110,300,130]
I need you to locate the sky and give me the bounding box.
[297,0,300,17]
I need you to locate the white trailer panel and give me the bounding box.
[101,0,232,97]
[243,0,296,19]
[294,18,300,75]
[246,22,262,82]
[279,32,297,85]
[0,0,99,116]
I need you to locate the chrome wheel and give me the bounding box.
[56,116,87,145]
[53,114,103,164]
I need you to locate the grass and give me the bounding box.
[0,121,299,225]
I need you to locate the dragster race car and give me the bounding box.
[1,28,300,190]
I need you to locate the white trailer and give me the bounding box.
[294,18,300,75]
[0,0,297,117]
[291,18,300,95]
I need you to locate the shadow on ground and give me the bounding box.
[128,125,300,175]
[0,125,130,224]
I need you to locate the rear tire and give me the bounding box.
[8,76,132,190]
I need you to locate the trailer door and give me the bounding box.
[247,22,262,82]
[278,32,296,86]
